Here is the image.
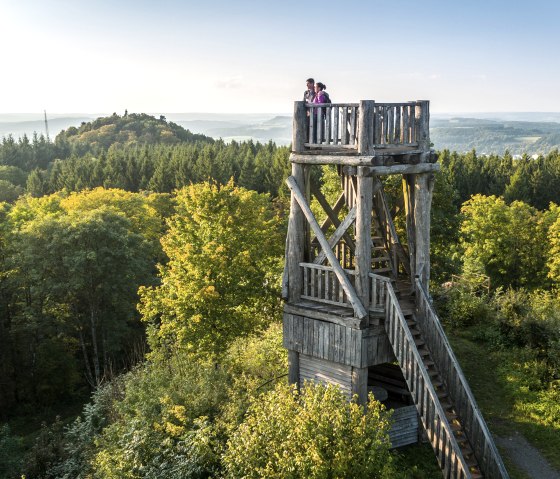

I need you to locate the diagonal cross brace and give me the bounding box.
[286,175,368,319]
[313,206,356,266]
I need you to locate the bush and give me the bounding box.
[0,424,24,479]
[223,382,396,479]
[434,286,494,329]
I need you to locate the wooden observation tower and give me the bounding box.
[282,100,509,479]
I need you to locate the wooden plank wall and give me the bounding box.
[283,313,395,368]
[389,406,419,448]
[299,354,352,398]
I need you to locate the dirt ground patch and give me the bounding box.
[497,432,560,479]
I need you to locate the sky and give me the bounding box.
[1,0,559,114]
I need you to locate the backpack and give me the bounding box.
[322,91,332,104]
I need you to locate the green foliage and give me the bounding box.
[56,113,213,152]
[223,382,396,479]
[0,188,163,412]
[0,424,24,479]
[20,417,65,479]
[92,356,226,479]
[139,180,284,358]
[460,195,548,289]
[434,286,495,329]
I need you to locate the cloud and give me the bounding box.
[215,75,244,89]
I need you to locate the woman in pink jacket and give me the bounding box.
[312,82,330,142]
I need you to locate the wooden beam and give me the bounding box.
[288,350,300,385]
[414,173,435,290]
[318,192,346,233]
[355,175,373,308]
[403,175,416,279]
[286,176,368,320]
[292,101,307,153]
[311,184,356,252]
[344,162,440,177]
[287,164,305,302]
[291,153,374,166]
[352,366,369,405]
[313,206,356,266]
[358,100,375,154]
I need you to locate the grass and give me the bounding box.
[448,331,560,476]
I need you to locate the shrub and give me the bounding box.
[223,382,396,479]
[0,424,24,479]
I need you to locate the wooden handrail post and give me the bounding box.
[358,100,374,154]
[293,101,307,152]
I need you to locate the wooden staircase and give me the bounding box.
[384,281,509,479]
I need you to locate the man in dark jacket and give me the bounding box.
[304,78,315,103]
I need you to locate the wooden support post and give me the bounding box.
[352,366,368,405]
[355,170,373,309]
[358,100,374,155]
[293,101,307,152]
[415,100,430,157]
[288,350,300,386]
[414,173,435,290]
[287,163,305,302]
[403,174,416,279]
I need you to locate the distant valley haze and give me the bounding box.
[3,111,560,155]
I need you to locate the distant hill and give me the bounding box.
[4,112,560,154]
[431,117,560,155]
[0,116,94,140]
[56,113,213,150]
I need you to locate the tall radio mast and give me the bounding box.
[44,110,50,141]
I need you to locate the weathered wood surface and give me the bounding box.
[384,284,472,478]
[355,175,373,307]
[305,103,360,148]
[312,206,356,266]
[299,354,353,398]
[294,101,429,154]
[286,164,305,302]
[415,279,510,479]
[292,101,307,152]
[389,406,419,448]
[283,313,394,368]
[341,163,440,176]
[414,173,435,290]
[290,153,435,167]
[298,262,389,314]
[286,176,367,320]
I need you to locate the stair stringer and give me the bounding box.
[383,283,473,479]
[414,280,510,479]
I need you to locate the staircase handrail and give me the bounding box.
[384,283,472,478]
[415,279,510,479]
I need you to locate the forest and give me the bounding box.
[1,113,559,478]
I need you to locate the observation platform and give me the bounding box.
[291,100,439,174]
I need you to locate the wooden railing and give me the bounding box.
[384,284,472,478]
[300,101,428,152]
[373,103,419,147]
[415,279,510,479]
[306,103,359,148]
[300,262,389,312]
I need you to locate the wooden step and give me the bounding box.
[436,389,449,400]
[373,267,392,274]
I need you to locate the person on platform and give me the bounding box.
[303,78,315,103]
[312,82,330,143]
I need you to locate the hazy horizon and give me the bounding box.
[2,1,560,114]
